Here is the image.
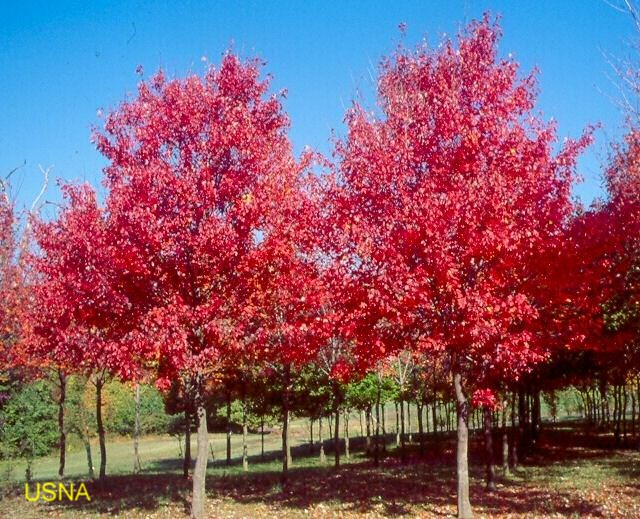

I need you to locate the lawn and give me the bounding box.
[1,422,639,518]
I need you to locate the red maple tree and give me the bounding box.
[331,16,589,518]
[93,54,310,517]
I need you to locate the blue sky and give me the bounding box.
[0,1,636,213]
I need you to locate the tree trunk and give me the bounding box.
[432,400,438,435]
[282,366,293,481]
[417,401,424,453]
[631,392,636,440]
[510,390,518,469]
[365,409,371,453]
[319,416,326,463]
[454,371,473,519]
[242,400,249,472]
[57,371,67,479]
[309,418,314,454]
[226,392,232,466]
[261,418,265,460]
[334,406,340,468]
[191,399,209,519]
[184,410,192,478]
[517,387,526,457]
[133,383,142,473]
[408,401,413,442]
[83,435,94,479]
[344,411,350,459]
[395,402,400,447]
[531,388,541,444]
[614,385,621,446]
[400,398,406,462]
[360,410,364,438]
[484,406,496,491]
[333,382,341,468]
[382,403,387,448]
[623,385,628,444]
[374,386,381,466]
[95,378,107,481]
[78,403,94,478]
[502,399,509,476]
[600,378,609,428]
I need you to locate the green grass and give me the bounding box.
[2,416,640,518]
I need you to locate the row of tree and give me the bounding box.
[2,14,640,519]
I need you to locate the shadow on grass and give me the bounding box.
[9,426,637,517]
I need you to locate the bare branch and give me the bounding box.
[30,165,51,215]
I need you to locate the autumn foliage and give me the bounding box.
[9,13,640,519]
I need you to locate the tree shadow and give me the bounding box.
[10,426,638,518]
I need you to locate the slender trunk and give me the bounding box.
[631,392,636,439]
[382,403,387,447]
[614,385,621,446]
[184,410,192,478]
[242,399,249,472]
[374,386,381,466]
[531,388,541,444]
[133,383,142,473]
[360,410,364,438]
[261,418,265,460]
[191,397,209,519]
[600,378,608,428]
[623,385,628,443]
[334,406,340,468]
[408,402,412,442]
[57,371,67,479]
[333,382,341,468]
[510,390,518,469]
[282,365,293,481]
[395,402,400,447]
[226,393,232,466]
[417,402,424,453]
[79,404,94,478]
[484,406,496,491]
[400,399,406,462]
[95,378,107,481]
[432,400,438,436]
[454,371,473,519]
[517,387,526,457]
[319,416,326,463]
[502,399,509,476]
[365,409,371,453]
[83,435,94,479]
[344,411,350,459]
[309,418,314,454]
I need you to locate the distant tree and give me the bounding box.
[0,380,58,480]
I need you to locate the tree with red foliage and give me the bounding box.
[238,209,329,479]
[26,184,138,481]
[332,16,589,518]
[0,186,20,370]
[93,55,310,517]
